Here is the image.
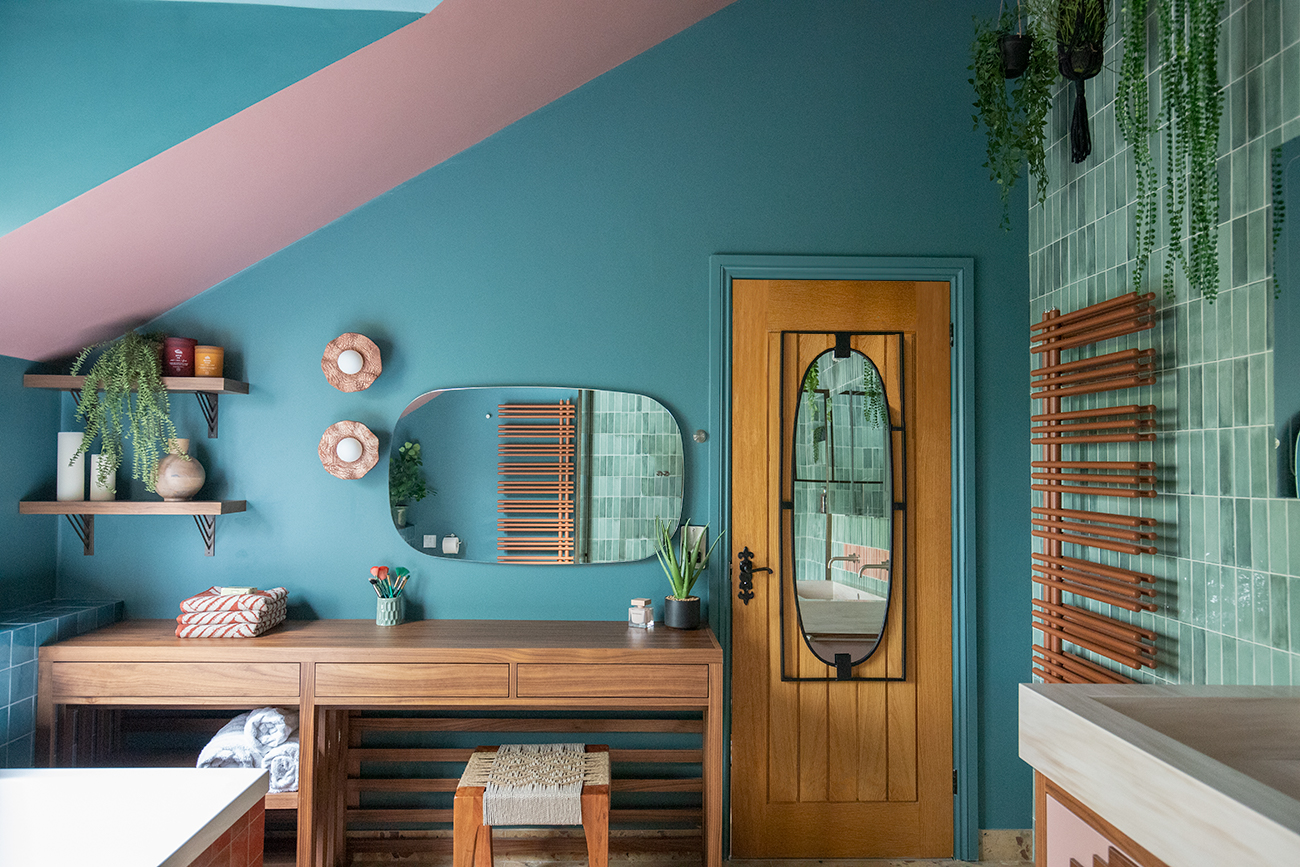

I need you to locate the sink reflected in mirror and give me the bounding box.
[390,387,683,563]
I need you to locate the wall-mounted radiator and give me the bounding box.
[1030,293,1161,683]
[497,401,576,564]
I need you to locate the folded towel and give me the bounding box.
[175,608,286,638]
[177,599,288,626]
[245,706,299,749]
[180,586,288,614]
[264,736,300,793]
[197,713,264,769]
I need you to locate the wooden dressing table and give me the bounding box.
[36,620,724,867]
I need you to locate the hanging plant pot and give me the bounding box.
[999,33,1033,78]
[1056,0,1108,163]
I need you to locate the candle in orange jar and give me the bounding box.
[194,345,224,377]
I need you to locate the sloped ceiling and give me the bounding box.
[0,0,735,362]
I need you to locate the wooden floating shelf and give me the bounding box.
[24,375,248,438]
[19,500,246,516]
[23,374,249,394]
[20,501,246,556]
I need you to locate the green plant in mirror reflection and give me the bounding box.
[654,517,723,601]
[389,440,433,509]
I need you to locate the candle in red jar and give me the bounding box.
[163,337,198,376]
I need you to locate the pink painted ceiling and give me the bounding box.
[0,0,735,362]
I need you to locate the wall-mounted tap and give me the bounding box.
[825,553,859,580]
[857,560,891,580]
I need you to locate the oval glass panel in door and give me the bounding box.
[792,348,893,669]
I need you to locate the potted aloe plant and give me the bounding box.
[654,517,723,630]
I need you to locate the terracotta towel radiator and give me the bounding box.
[497,401,576,564]
[1030,292,1160,683]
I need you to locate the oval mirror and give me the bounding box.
[792,348,893,668]
[390,387,684,563]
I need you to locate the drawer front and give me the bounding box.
[517,663,710,698]
[314,663,510,697]
[51,662,300,698]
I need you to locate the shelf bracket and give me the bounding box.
[194,514,217,556]
[67,388,82,406]
[195,392,220,438]
[65,514,94,556]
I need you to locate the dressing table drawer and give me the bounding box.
[314,663,510,697]
[50,662,300,699]
[517,663,710,698]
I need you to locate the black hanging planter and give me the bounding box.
[999,32,1033,79]
[1057,0,1107,163]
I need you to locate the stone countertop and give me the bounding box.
[1019,683,1300,865]
[0,767,268,867]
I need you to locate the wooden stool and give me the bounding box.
[453,744,610,867]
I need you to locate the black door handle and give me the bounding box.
[736,547,772,605]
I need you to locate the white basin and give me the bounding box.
[795,580,886,636]
[1020,683,1300,865]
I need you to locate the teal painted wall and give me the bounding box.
[0,0,418,235]
[13,0,1033,829]
[0,355,58,608]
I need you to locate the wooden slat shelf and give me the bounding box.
[24,374,249,394]
[20,501,246,556]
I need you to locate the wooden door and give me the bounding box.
[730,279,952,857]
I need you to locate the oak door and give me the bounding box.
[730,279,953,857]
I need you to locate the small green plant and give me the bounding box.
[654,518,723,600]
[70,330,179,493]
[862,358,888,428]
[389,440,432,508]
[969,4,1056,228]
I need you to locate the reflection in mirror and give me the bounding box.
[390,387,684,563]
[1273,133,1300,496]
[792,347,894,671]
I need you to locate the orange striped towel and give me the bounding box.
[177,600,288,626]
[175,608,286,639]
[180,586,288,614]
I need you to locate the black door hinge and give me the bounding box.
[949,323,955,347]
[952,768,958,794]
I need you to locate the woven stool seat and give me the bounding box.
[454,744,610,867]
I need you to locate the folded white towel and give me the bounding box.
[265,736,299,793]
[197,713,264,769]
[244,706,299,749]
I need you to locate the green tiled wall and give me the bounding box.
[584,391,683,563]
[1030,0,1300,684]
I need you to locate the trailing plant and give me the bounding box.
[1116,0,1223,301]
[862,359,888,428]
[970,4,1057,228]
[389,440,432,508]
[1055,0,1108,163]
[70,331,179,494]
[654,517,723,600]
[803,360,826,463]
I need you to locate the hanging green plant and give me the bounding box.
[862,359,889,428]
[970,3,1057,228]
[803,361,825,463]
[1055,0,1108,163]
[1116,0,1223,301]
[69,331,180,493]
[1273,143,1288,299]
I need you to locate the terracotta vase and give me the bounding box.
[154,438,206,501]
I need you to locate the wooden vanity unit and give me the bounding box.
[36,619,724,867]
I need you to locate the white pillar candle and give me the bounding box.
[56,432,86,501]
[89,454,115,501]
[337,349,364,375]
[336,436,363,463]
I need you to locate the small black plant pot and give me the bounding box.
[999,33,1033,79]
[1057,41,1104,80]
[664,596,701,630]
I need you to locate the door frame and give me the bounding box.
[708,254,978,860]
